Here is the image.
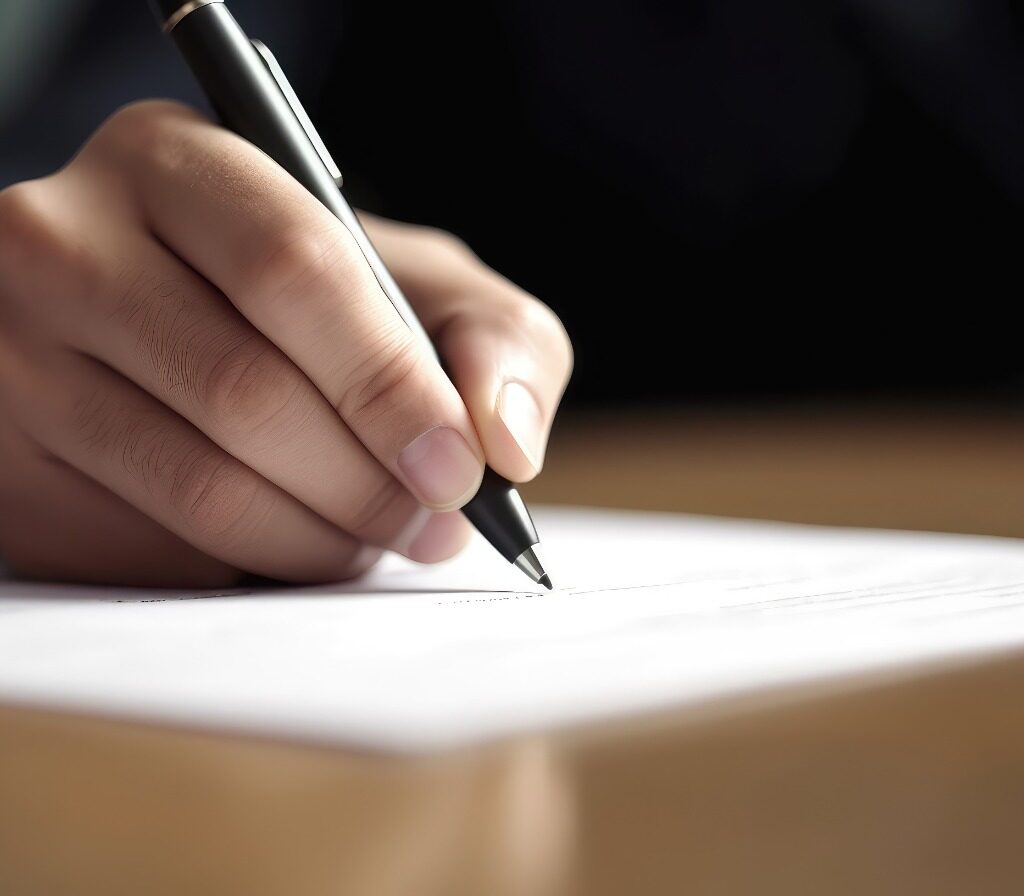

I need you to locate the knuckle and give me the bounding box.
[377,217,470,259]
[509,294,559,337]
[0,178,105,303]
[108,270,214,399]
[202,336,300,432]
[109,268,191,355]
[334,333,423,426]
[95,99,196,158]
[73,392,173,491]
[417,224,472,259]
[346,476,406,537]
[249,225,352,306]
[544,305,574,376]
[71,387,131,456]
[168,447,268,544]
[0,180,55,270]
[69,385,268,547]
[106,267,308,440]
[506,296,573,370]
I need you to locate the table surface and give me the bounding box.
[5,403,1024,896]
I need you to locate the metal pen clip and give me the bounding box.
[250,39,343,187]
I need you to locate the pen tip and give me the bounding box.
[513,545,553,590]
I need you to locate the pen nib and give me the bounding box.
[514,545,553,591]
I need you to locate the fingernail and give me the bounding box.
[498,381,544,472]
[398,426,483,509]
[407,512,472,563]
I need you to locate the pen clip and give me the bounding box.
[250,39,343,187]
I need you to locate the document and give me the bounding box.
[3,507,1024,750]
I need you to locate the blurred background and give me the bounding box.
[2,0,1023,529]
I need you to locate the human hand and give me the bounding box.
[0,101,571,586]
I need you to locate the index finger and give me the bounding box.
[101,102,485,512]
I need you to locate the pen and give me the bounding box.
[149,0,552,589]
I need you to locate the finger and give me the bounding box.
[361,216,573,482]
[19,348,379,583]
[436,303,572,482]
[97,102,485,512]
[66,227,462,561]
[0,430,238,587]
[2,168,465,564]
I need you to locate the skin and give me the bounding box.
[0,101,572,587]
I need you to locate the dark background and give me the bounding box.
[315,0,1024,407]
[2,0,1022,408]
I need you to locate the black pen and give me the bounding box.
[149,0,552,589]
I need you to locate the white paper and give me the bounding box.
[3,507,1024,750]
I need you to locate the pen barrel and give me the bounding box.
[461,469,539,562]
[163,2,431,347]
[169,5,337,219]
[156,2,543,572]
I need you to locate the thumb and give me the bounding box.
[357,212,573,483]
[437,298,572,483]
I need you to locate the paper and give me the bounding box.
[3,507,1024,750]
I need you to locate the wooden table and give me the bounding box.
[4,404,1024,895]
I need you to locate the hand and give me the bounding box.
[0,101,572,586]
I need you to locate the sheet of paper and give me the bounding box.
[3,507,1024,750]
